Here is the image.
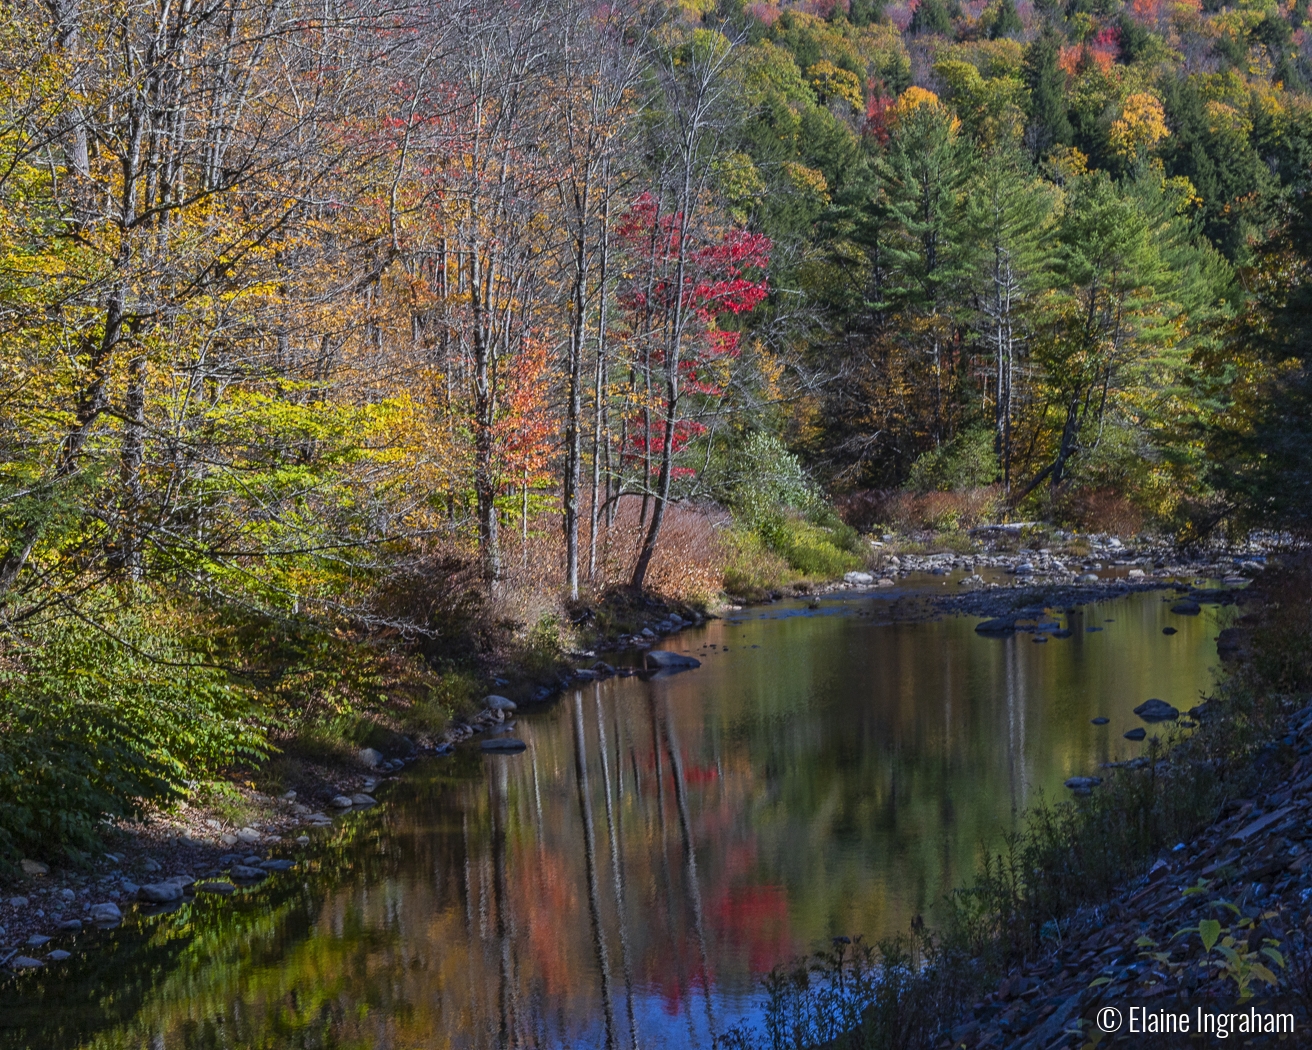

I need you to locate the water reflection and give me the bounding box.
[2,589,1228,1049]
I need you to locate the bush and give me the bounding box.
[0,602,266,860]
[906,427,999,493]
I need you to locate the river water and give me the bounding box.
[2,581,1229,1049]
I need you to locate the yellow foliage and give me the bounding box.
[1109,91,1170,159]
[806,60,864,111]
[782,161,831,205]
[889,86,961,133]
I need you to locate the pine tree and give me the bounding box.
[910,0,953,36]
[988,0,1023,38]
[1022,28,1072,158]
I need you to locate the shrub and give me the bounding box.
[906,427,999,493]
[0,603,266,859]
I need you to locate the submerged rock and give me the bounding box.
[1124,727,1148,741]
[330,795,353,808]
[481,738,528,754]
[975,617,1016,635]
[1170,601,1201,615]
[1091,717,1109,725]
[349,793,377,807]
[484,694,517,711]
[87,902,121,924]
[230,865,268,882]
[138,882,183,904]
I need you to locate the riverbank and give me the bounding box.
[0,531,1278,981]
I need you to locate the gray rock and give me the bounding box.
[229,865,267,881]
[295,835,310,846]
[88,902,121,923]
[57,918,82,931]
[9,956,43,969]
[349,793,376,806]
[259,859,295,871]
[120,880,139,896]
[330,795,354,808]
[58,888,74,901]
[219,833,239,847]
[1124,727,1147,741]
[480,738,528,753]
[241,855,261,865]
[1015,562,1035,574]
[7,896,28,908]
[1134,698,1180,722]
[19,859,48,876]
[484,695,517,711]
[1080,573,1100,582]
[1064,776,1102,791]
[196,882,236,895]
[1170,600,1201,615]
[25,934,50,948]
[45,950,71,962]
[141,858,161,873]
[217,853,242,865]
[358,747,384,768]
[843,571,874,585]
[235,827,261,843]
[644,650,701,670]
[1091,717,1109,725]
[138,882,184,903]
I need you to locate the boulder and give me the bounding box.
[1014,563,1035,574]
[19,859,48,876]
[235,827,261,844]
[1124,727,1147,741]
[1080,573,1100,582]
[1127,569,1145,579]
[45,950,70,962]
[230,865,268,881]
[25,934,50,948]
[877,578,896,587]
[349,793,377,807]
[138,882,183,904]
[975,617,1016,635]
[644,650,701,670]
[358,747,384,768]
[7,896,28,908]
[259,859,295,872]
[87,902,122,924]
[480,738,528,754]
[330,795,354,808]
[8,956,43,970]
[141,858,161,873]
[57,918,82,931]
[484,695,517,712]
[843,571,874,585]
[1134,698,1180,723]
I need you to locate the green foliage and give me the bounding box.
[906,426,1001,492]
[0,602,265,859]
[1021,29,1072,157]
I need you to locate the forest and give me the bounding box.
[0,0,1309,860]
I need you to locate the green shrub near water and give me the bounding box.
[0,602,267,860]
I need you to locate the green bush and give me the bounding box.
[907,427,1000,493]
[0,605,265,859]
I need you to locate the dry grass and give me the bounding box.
[1056,487,1146,536]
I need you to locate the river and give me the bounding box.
[1,580,1229,1049]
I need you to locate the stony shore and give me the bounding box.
[941,694,1312,1050]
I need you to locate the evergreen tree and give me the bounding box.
[910,0,953,36]
[1022,28,1072,159]
[987,0,1023,38]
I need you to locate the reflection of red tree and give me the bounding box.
[711,883,795,973]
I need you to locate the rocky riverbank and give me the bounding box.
[942,695,1312,1050]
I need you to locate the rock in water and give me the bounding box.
[45,950,70,962]
[138,882,183,903]
[484,694,517,711]
[25,934,50,948]
[88,902,121,924]
[1134,698,1180,722]
[481,738,528,754]
[230,865,268,882]
[1091,717,1109,725]
[259,859,295,871]
[1124,727,1147,741]
[1162,627,1177,635]
[1170,601,1201,615]
[975,617,1016,635]
[197,881,236,895]
[9,956,43,970]
[330,795,353,808]
[843,571,874,585]
[349,793,376,807]
[644,650,702,670]
[1064,776,1102,794]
